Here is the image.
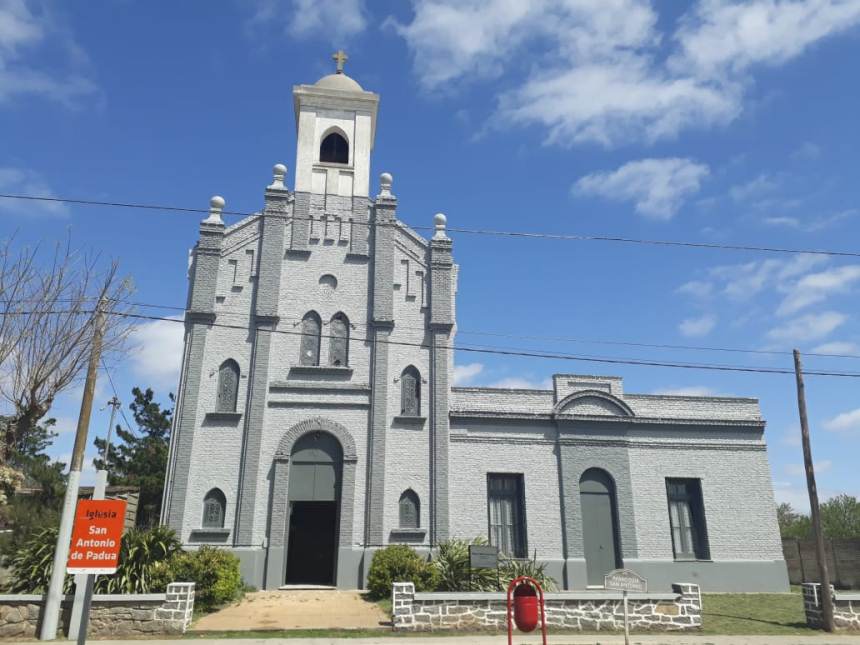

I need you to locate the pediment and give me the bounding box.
[553,389,634,417]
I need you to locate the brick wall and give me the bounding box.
[802,583,860,631]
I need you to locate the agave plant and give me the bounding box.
[432,537,499,591]
[3,526,73,593]
[499,550,558,592]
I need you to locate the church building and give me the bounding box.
[161,55,789,592]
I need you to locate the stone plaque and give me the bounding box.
[469,544,499,569]
[604,568,647,593]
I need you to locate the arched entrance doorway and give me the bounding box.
[285,431,343,585]
[579,468,621,586]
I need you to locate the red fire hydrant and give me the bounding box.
[506,576,548,644]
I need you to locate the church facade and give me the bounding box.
[161,62,789,592]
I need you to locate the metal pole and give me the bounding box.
[67,470,107,641]
[40,300,105,640]
[793,349,834,632]
[101,397,120,467]
[623,589,630,645]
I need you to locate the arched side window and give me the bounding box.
[399,489,420,529]
[216,359,240,412]
[400,366,421,416]
[202,488,226,529]
[319,132,349,164]
[300,312,322,366]
[329,313,349,367]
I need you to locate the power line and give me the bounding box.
[99,357,137,438]
[5,307,858,378]
[3,191,860,258]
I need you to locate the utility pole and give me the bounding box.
[40,299,106,641]
[101,396,121,466]
[793,349,834,632]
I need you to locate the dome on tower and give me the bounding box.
[314,72,363,92]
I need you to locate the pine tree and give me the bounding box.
[94,387,173,528]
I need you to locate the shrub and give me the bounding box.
[168,546,243,612]
[3,526,72,593]
[96,525,181,593]
[432,537,498,591]
[366,545,436,599]
[499,551,557,592]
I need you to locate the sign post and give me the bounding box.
[604,569,647,645]
[468,544,498,590]
[66,498,126,644]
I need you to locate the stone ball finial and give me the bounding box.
[203,195,226,225]
[378,172,394,198]
[269,163,288,190]
[433,212,448,240]
[210,195,226,210]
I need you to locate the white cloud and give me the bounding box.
[763,209,857,233]
[792,141,821,161]
[0,0,97,105]
[248,0,366,42]
[785,460,831,477]
[824,407,860,433]
[729,173,778,203]
[777,265,860,316]
[0,167,68,216]
[453,362,483,385]
[128,317,184,392]
[708,253,826,301]
[811,341,860,356]
[392,0,860,147]
[652,386,720,396]
[677,280,713,298]
[574,158,709,219]
[678,313,716,338]
[766,311,847,344]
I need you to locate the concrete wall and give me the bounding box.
[784,538,860,589]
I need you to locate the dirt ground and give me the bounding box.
[191,589,390,631]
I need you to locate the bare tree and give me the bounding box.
[0,236,134,462]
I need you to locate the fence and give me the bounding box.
[782,538,860,589]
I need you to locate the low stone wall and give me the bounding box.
[392,582,701,632]
[802,583,860,630]
[0,582,195,639]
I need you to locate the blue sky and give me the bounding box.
[1,0,859,512]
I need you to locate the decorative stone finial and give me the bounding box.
[332,49,348,74]
[269,163,288,190]
[378,172,393,198]
[433,212,448,240]
[203,195,225,224]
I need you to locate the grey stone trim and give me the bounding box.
[234,320,276,546]
[553,389,635,417]
[291,192,310,250]
[452,386,550,394]
[451,410,765,427]
[351,196,370,255]
[450,434,767,452]
[268,400,370,409]
[255,189,288,317]
[189,223,224,314]
[270,381,371,392]
[165,321,209,530]
[189,528,230,538]
[366,326,390,545]
[267,417,358,586]
[202,412,242,423]
[273,416,358,461]
[287,365,354,377]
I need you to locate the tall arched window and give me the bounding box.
[329,313,349,367]
[319,132,349,164]
[399,489,420,529]
[300,312,322,366]
[216,359,239,412]
[400,366,421,416]
[202,488,226,529]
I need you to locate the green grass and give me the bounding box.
[700,591,811,635]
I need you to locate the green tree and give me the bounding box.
[777,502,811,539]
[820,495,860,538]
[93,387,173,528]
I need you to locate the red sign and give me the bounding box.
[67,499,127,574]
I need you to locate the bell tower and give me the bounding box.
[293,50,379,200]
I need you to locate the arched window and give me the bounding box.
[216,359,239,412]
[319,132,349,164]
[399,489,420,529]
[329,313,349,367]
[202,488,226,529]
[300,312,322,366]
[400,366,421,416]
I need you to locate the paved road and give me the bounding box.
[16,635,856,645]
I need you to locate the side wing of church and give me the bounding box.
[161,63,789,592]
